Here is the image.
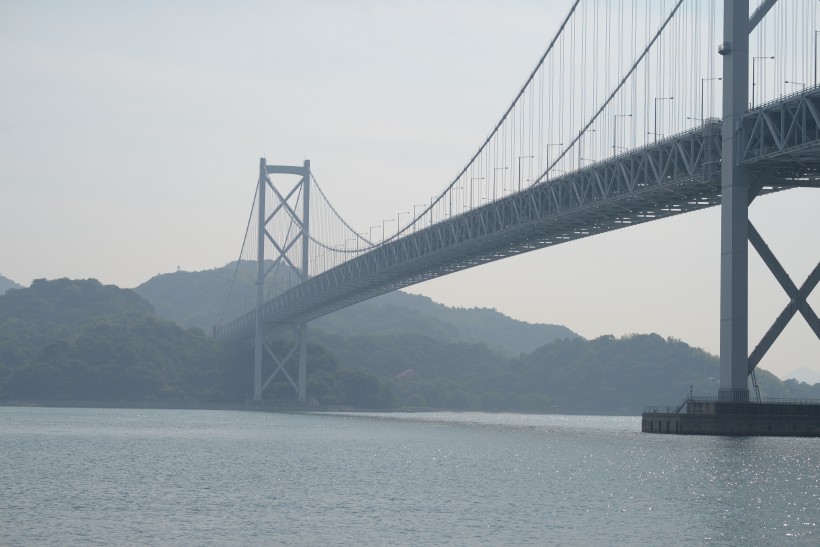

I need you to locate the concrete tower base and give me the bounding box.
[642,401,820,437]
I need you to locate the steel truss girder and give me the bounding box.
[740,88,820,173]
[216,93,820,344]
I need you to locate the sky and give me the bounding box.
[1,0,818,382]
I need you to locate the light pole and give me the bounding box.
[613,114,631,156]
[701,77,721,125]
[815,31,819,86]
[493,167,507,200]
[413,204,426,230]
[470,177,483,207]
[544,143,562,181]
[751,56,774,108]
[397,211,410,236]
[382,218,394,240]
[784,80,806,91]
[517,155,533,191]
[653,96,674,144]
[577,129,595,167]
[448,186,463,216]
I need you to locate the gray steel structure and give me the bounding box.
[216,89,820,353]
[251,159,311,402]
[222,1,819,404]
[718,0,752,402]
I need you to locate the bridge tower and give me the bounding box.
[718,0,820,402]
[718,0,751,402]
[252,158,311,403]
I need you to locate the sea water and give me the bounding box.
[1,407,817,545]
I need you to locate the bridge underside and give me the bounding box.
[216,90,820,344]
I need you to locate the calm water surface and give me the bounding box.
[0,407,817,545]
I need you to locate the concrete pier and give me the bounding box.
[642,400,820,437]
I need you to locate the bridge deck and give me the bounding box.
[216,89,820,343]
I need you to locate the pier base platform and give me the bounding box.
[642,400,820,436]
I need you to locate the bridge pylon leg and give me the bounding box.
[298,323,308,402]
[251,157,311,403]
[718,0,751,403]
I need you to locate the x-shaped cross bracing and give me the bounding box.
[747,221,820,373]
[261,325,302,394]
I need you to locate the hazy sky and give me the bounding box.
[1,0,818,381]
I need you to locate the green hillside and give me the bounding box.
[0,278,222,401]
[311,291,577,356]
[2,274,816,414]
[367,333,820,414]
[0,278,392,407]
[135,264,578,356]
[134,263,251,331]
[0,274,21,295]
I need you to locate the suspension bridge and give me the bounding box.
[214,0,819,407]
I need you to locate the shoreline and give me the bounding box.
[0,400,642,417]
[0,400,355,413]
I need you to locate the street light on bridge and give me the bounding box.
[493,167,508,200]
[470,177,484,207]
[544,143,563,181]
[382,218,395,241]
[397,211,411,235]
[517,155,533,191]
[577,129,596,167]
[613,114,631,156]
[700,77,721,126]
[653,97,674,144]
[815,31,820,86]
[785,80,806,90]
[413,204,426,231]
[752,56,774,108]
[687,116,703,127]
[448,186,463,217]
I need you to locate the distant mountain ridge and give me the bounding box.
[0,275,21,295]
[311,291,577,356]
[135,264,579,356]
[0,278,221,401]
[1,275,816,413]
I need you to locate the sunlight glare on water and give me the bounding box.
[0,407,817,545]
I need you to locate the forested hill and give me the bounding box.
[0,274,20,295]
[135,264,578,356]
[311,291,577,356]
[3,276,816,414]
[134,264,248,332]
[365,333,820,415]
[0,278,222,401]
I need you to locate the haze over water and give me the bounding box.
[1,407,817,545]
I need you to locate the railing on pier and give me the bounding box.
[644,396,820,414]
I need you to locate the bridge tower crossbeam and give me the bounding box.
[252,158,310,403]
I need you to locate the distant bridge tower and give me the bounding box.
[253,158,311,402]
